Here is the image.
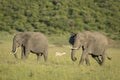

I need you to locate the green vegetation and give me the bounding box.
[0,33,120,80]
[0,0,120,39]
[0,0,120,79]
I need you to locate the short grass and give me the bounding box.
[0,32,120,80]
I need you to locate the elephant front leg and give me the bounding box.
[24,47,30,59]
[85,55,90,66]
[21,46,25,59]
[79,51,87,65]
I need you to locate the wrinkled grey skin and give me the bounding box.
[69,31,111,66]
[12,32,48,62]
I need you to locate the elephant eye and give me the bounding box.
[15,39,18,42]
[80,37,84,41]
[15,39,20,44]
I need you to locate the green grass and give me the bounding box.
[0,32,120,80]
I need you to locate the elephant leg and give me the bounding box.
[97,57,102,65]
[21,46,25,59]
[100,49,107,65]
[43,50,48,62]
[36,53,41,62]
[79,51,87,65]
[92,55,102,65]
[85,55,90,66]
[101,54,106,65]
[24,47,30,59]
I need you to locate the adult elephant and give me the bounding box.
[11,32,48,62]
[69,31,111,66]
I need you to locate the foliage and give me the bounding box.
[0,0,120,39]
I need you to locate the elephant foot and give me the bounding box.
[79,62,83,65]
[99,61,105,66]
[37,61,40,64]
[86,63,90,66]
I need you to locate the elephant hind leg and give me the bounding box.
[101,54,106,65]
[91,55,102,65]
[100,49,107,65]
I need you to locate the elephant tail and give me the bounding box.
[107,56,112,60]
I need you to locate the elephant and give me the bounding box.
[69,31,111,66]
[11,32,48,62]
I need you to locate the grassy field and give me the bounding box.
[0,32,120,80]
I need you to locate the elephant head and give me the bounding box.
[12,35,20,53]
[69,32,89,61]
[11,33,26,58]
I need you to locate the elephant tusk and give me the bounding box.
[9,51,16,54]
[10,48,18,54]
[71,48,78,50]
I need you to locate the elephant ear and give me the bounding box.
[83,32,96,49]
[15,37,23,45]
[69,33,77,45]
[80,32,91,48]
[15,34,25,45]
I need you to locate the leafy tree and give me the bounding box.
[0,0,120,40]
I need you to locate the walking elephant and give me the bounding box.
[69,31,111,66]
[11,32,48,62]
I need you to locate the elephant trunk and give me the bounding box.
[12,43,17,53]
[71,49,77,61]
[71,42,80,61]
[12,42,18,58]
